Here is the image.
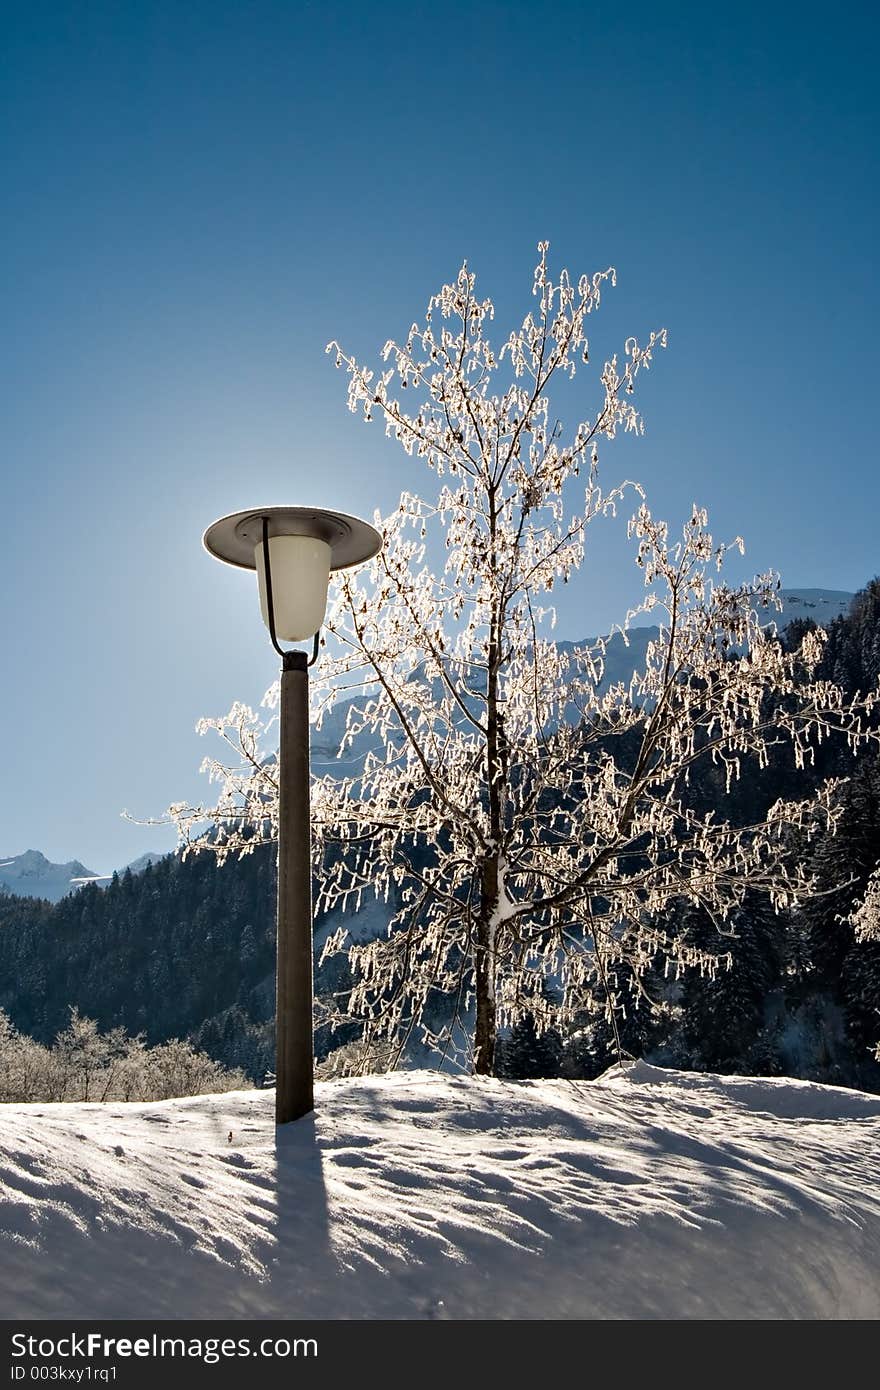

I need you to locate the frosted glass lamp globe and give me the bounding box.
[255,534,331,642]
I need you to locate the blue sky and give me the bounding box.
[1,0,877,871]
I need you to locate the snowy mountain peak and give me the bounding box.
[0,850,98,904]
[0,849,168,903]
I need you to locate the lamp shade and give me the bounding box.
[203,505,383,647]
[255,533,331,641]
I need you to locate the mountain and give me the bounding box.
[0,849,170,903]
[124,852,166,875]
[0,850,98,904]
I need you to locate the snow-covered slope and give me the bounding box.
[1,1064,878,1320]
[775,589,853,625]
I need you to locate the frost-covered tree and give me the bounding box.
[853,869,880,943]
[678,893,787,1074]
[142,1039,247,1101]
[53,1008,112,1102]
[0,1009,54,1102]
[849,830,880,1061]
[171,244,879,1075]
[0,1009,247,1102]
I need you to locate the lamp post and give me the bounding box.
[203,507,382,1124]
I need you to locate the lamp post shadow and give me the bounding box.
[268,1109,335,1305]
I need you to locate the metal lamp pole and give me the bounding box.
[276,646,313,1122]
[202,505,382,1125]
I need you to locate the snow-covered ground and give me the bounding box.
[2,1064,879,1320]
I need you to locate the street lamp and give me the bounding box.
[203,506,382,1124]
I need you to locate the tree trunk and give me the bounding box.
[474,857,499,1075]
[473,933,496,1074]
[474,481,502,1077]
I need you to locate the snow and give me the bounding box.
[2,1064,879,1320]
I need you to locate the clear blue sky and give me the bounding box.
[2,0,877,871]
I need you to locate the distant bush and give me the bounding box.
[316,1037,399,1079]
[0,1007,248,1103]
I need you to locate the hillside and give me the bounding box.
[1,1065,879,1320]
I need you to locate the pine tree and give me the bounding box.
[680,894,785,1073]
[804,757,880,988]
[496,1013,563,1079]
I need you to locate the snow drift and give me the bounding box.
[1,1064,879,1320]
